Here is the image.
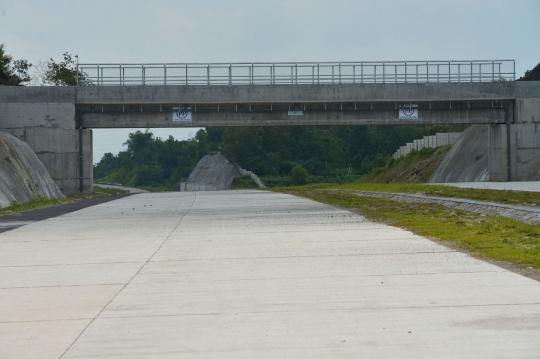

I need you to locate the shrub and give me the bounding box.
[291,165,308,185]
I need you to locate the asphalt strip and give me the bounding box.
[0,194,132,233]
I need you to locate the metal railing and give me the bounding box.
[77,60,515,86]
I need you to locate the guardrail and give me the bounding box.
[77,60,515,86]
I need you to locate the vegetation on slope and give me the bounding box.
[360,146,452,183]
[229,175,259,189]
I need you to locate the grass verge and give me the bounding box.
[274,188,540,271]
[0,186,129,216]
[286,182,540,207]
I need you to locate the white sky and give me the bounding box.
[1,0,539,163]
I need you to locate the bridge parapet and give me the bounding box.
[77,60,515,86]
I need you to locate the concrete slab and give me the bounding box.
[0,190,539,358]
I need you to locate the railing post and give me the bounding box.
[207,65,210,85]
[339,62,341,84]
[382,62,385,83]
[142,64,145,86]
[164,64,167,85]
[471,61,473,83]
[404,62,407,84]
[479,64,481,82]
[229,64,232,85]
[492,60,495,81]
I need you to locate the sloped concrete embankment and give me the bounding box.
[429,125,489,183]
[178,153,265,192]
[0,131,64,207]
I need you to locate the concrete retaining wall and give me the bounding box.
[237,167,266,188]
[429,125,489,183]
[0,131,64,207]
[392,132,463,159]
[179,153,265,192]
[0,87,92,194]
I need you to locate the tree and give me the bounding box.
[0,44,32,85]
[291,165,308,185]
[44,52,79,86]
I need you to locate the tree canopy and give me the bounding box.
[0,44,32,85]
[0,45,82,86]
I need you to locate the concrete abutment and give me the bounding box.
[0,87,92,194]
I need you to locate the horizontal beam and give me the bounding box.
[83,108,506,128]
[75,82,518,105]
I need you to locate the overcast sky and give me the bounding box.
[1,0,539,163]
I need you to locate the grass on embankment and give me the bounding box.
[292,182,540,207]
[0,186,128,216]
[361,146,452,183]
[229,175,259,189]
[275,188,540,270]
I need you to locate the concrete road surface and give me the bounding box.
[1,191,539,358]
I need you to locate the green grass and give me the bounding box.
[93,186,129,195]
[0,186,128,216]
[132,184,175,192]
[360,146,451,184]
[270,182,540,207]
[229,175,259,189]
[277,188,540,269]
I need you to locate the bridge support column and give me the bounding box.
[489,98,540,181]
[25,128,93,195]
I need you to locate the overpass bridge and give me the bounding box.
[0,59,539,194]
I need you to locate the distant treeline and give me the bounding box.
[94,125,463,189]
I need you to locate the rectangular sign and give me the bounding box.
[399,104,418,120]
[172,107,192,122]
[288,111,304,116]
